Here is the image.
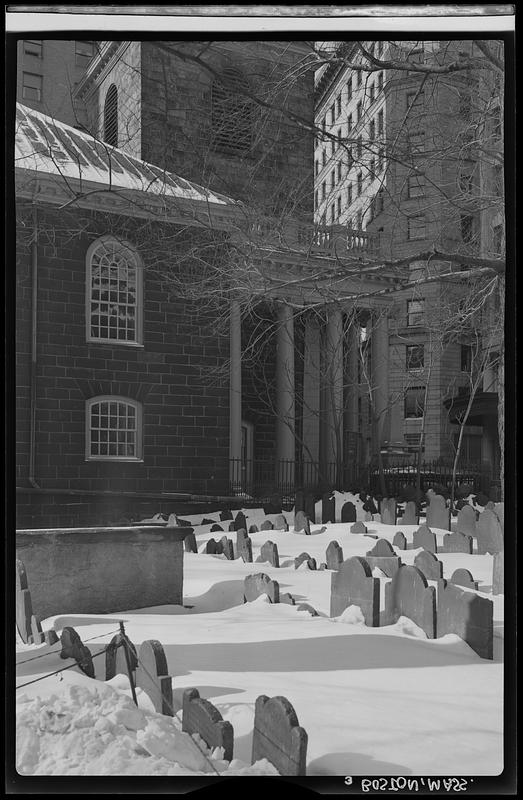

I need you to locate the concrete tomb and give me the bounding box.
[437,579,493,659]
[244,573,280,604]
[297,603,318,616]
[61,626,95,678]
[413,524,438,554]
[414,549,444,581]
[182,687,234,761]
[220,509,233,521]
[330,556,380,626]
[280,592,296,605]
[251,694,308,776]
[16,559,33,643]
[384,565,436,638]
[249,524,259,533]
[205,538,220,555]
[325,540,344,571]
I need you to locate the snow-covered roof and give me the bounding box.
[15,103,237,208]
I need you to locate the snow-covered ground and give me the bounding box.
[16,518,503,777]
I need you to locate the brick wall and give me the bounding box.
[16,201,232,525]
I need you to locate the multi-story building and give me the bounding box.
[16,38,96,127]
[314,39,503,489]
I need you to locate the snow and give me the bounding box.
[16,520,503,777]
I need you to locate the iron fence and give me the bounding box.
[368,458,495,497]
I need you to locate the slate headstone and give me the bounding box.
[365,538,402,577]
[273,513,289,531]
[184,531,197,553]
[220,536,235,560]
[15,559,33,643]
[136,640,173,717]
[450,568,478,591]
[260,540,279,568]
[261,520,274,531]
[476,509,504,554]
[443,530,474,554]
[401,501,418,526]
[294,552,316,570]
[414,549,444,581]
[182,687,234,761]
[322,493,335,524]
[201,518,216,526]
[232,512,247,532]
[393,531,407,550]
[384,565,437,638]
[238,534,253,563]
[210,523,224,533]
[493,503,504,530]
[280,592,296,605]
[294,511,311,535]
[350,521,367,534]
[341,502,357,523]
[60,626,95,678]
[492,550,504,595]
[251,695,308,776]
[413,524,438,554]
[330,556,380,626]
[296,603,319,616]
[437,579,493,659]
[249,524,259,533]
[220,509,233,521]
[244,573,280,604]
[380,497,397,525]
[325,540,344,571]
[456,504,477,537]
[205,538,219,554]
[426,493,449,530]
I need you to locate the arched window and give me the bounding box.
[211,67,254,154]
[86,396,142,461]
[86,236,143,345]
[103,84,118,146]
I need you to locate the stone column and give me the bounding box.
[275,302,295,488]
[371,311,390,447]
[302,313,321,484]
[229,300,242,489]
[346,318,360,434]
[325,306,344,484]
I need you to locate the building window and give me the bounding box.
[212,67,254,154]
[460,214,474,243]
[357,70,362,88]
[330,103,335,125]
[347,113,353,134]
[337,162,342,183]
[86,396,142,461]
[369,119,375,141]
[409,130,424,154]
[103,84,118,146]
[86,236,143,345]
[407,215,426,241]
[357,172,363,196]
[322,149,327,167]
[408,173,424,198]
[337,127,342,143]
[322,116,326,134]
[369,158,375,179]
[453,432,481,462]
[378,71,384,92]
[357,100,362,122]
[75,40,94,67]
[331,203,336,224]
[357,135,362,159]
[315,159,319,177]
[321,181,326,201]
[493,223,504,254]
[336,94,342,118]
[376,187,385,214]
[407,89,424,113]
[347,183,353,205]
[337,195,342,218]
[407,298,425,327]
[377,109,384,136]
[406,344,425,370]
[377,147,384,172]
[331,140,335,156]
[314,189,318,210]
[331,169,336,189]
[405,386,425,419]
[369,83,375,104]
[22,72,43,102]
[347,78,352,101]
[24,40,42,58]
[460,344,473,372]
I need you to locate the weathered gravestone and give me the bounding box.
[456,504,477,537]
[325,540,344,571]
[364,510,373,522]
[350,521,367,534]
[401,501,418,526]
[244,573,280,604]
[210,523,224,533]
[437,580,493,659]
[28,615,59,646]
[450,568,478,591]
[413,524,438,554]
[16,559,33,643]
[297,603,319,616]
[384,565,436,638]
[380,497,397,525]
[295,552,316,570]
[426,493,449,530]
[236,528,248,546]
[135,640,173,716]
[260,540,280,568]
[365,538,402,577]
[220,536,235,560]
[280,592,296,605]
[373,513,382,524]
[237,534,253,563]
[201,518,216,526]
[184,531,197,553]
[251,695,308,776]
[261,519,274,531]
[322,493,335,524]
[393,531,407,550]
[476,509,504,554]
[274,514,289,531]
[330,556,380,625]
[249,524,259,533]
[232,512,247,532]
[492,550,504,595]
[182,688,234,761]
[443,531,473,554]
[205,538,220,555]
[220,509,233,521]
[294,511,311,535]
[61,626,95,678]
[414,549,444,581]
[341,502,357,523]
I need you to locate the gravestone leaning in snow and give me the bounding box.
[450,568,478,591]
[350,521,367,534]
[220,509,233,521]
[492,550,504,595]
[295,552,316,570]
[244,573,280,604]
[393,531,407,550]
[135,640,174,716]
[476,509,504,555]
[384,565,436,638]
[232,512,247,532]
[182,687,234,762]
[413,524,438,554]
[325,540,344,571]
[294,511,311,535]
[273,513,289,531]
[414,549,444,581]
[220,536,235,560]
[260,540,280,568]
[261,519,274,531]
[443,531,473,554]
[322,493,335,524]
[365,538,402,577]
[61,626,95,678]
[238,534,253,563]
[330,556,380,626]
[380,497,397,525]
[184,531,197,553]
[251,695,308,776]
[341,502,357,523]
[437,579,493,659]
[426,493,449,530]
[401,501,418,525]
[456,504,477,537]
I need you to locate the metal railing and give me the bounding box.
[368,458,496,497]
[242,218,380,257]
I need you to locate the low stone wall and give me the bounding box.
[15,526,189,619]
